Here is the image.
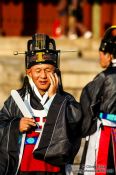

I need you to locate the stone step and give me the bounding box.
[0,36,100,58]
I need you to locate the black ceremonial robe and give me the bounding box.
[0,88,82,175]
[79,66,116,175]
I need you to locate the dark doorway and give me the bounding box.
[21,0,38,36]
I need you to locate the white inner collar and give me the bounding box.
[28,76,48,105]
[112,59,116,67]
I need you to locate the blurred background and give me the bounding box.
[0,0,116,170]
[0,0,116,37]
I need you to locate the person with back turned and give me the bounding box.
[78,26,116,175]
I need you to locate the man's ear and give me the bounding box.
[109,54,113,63]
[26,69,32,77]
[105,53,112,62]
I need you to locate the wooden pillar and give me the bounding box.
[92,2,100,38]
[0,1,2,35]
[100,2,112,37]
[112,2,116,25]
[83,1,92,31]
[21,1,38,36]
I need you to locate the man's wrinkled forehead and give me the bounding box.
[27,63,55,70]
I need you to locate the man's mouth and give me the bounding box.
[39,81,47,85]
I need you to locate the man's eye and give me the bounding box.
[45,70,53,73]
[36,70,41,73]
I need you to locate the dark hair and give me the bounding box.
[99,26,116,58]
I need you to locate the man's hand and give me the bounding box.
[19,117,36,133]
[48,73,59,98]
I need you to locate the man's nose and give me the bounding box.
[40,70,47,78]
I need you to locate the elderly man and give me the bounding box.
[0,34,82,175]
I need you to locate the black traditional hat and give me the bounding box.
[25,34,60,69]
[99,26,116,57]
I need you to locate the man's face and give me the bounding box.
[27,64,55,93]
[99,51,112,68]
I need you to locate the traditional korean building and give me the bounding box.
[0,0,116,37]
